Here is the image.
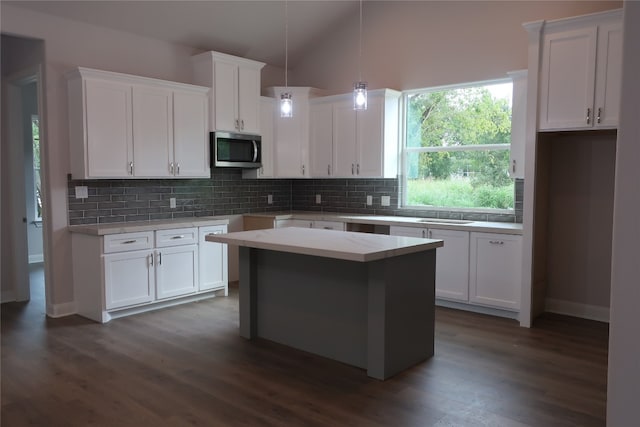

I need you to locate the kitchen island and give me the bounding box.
[205,227,443,380]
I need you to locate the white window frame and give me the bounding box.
[400,78,514,213]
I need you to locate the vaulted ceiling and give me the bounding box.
[6,0,361,68]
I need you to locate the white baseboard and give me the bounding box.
[46,301,76,318]
[1,290,16,304]
[435,298,519,320]
[29,254,44,264]
[545,298,609,323]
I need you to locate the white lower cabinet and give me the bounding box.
[199,226,229,295]
[469,232,522,311]
[104,249,155,310]
[390,225,469,303]
[72,223,228,323]
[275,219,345,231]
[389,226,521,313]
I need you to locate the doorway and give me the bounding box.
[1,34,47,311]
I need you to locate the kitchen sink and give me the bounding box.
[416,218,474,224]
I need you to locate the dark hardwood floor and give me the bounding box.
[1,269,608,426]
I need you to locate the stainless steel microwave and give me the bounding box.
[211,132,262,168]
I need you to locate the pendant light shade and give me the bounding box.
[280,0,292,118]
[354,0,367,110]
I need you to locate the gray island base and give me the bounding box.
[206,227,443,380]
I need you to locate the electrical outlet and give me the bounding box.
[267,194,273,204]
[170,197,177,209]
[74,186,88,199]
[366,195,372,206]
[315,194,321,204]
[381,195,391,206]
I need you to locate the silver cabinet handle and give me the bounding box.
[241,119,245,130]
[597,107,602,124]
[309,222,313,228]
[176,163,180,175]
[170,235,185,240]
[158,252,162,265]
[357,164,360,175]
[327,165,331,176]
[489,240,504,245]
[169,162,174,174]
[129,161,134,175]
[235,119,239,130]
[206,231,222,236]
[512,159,516,174]
[421,229,426,238]
[586,108,591,125]
[429,230,433,238]
[150,253,154,266]
[122,240,137,244]
[351,164,355,175]
[301,165,305,176]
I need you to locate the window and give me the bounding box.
[32,115,42,221]
[402,80,514,211]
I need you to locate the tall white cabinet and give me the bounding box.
[536,9,622,131]
[191,51,265,134]
[67,67,210,179]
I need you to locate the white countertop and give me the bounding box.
[243,211,523,235]
[205,227,444,262]
[68,217,229,236]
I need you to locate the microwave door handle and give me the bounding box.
[252,140,258,162]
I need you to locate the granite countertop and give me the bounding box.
[205,227,444,262]
[243,211,523,235]
[68,217,230,236]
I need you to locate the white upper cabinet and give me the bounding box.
[309,89,400,179]
[244,97,276,179]
[508,70,527,179]
[537,9,622,131]
[266,86,324,178]
[66,67,210,179]
[191,51,265,134]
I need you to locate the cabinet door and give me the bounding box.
[213,60,239,132]
[274,109,308,178]
[357,96,385,177]
[539,27,597,131]
[469,232,522,310]
[104,249,154,310]
[332,101,357,177]
[173,90,210,178]
[243,97,275,179]
[429,229,470,302]
[276,219,313,228]
[132,85,174,177]
[594,22,623,128]
[310,102,334,177]
[84,79,133,177]
[237,66,261,134]
[155,244,198,300]
[199,226,228,294]
[508,70,527,179]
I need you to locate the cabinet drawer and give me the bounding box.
[104,231,154,254]
[155,227,198,247]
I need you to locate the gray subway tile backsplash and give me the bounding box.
[67,172,524,226]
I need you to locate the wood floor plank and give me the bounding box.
[1,275,609,427]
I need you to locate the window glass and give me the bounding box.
[403,81,514,211]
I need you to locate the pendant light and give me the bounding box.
[280,0,293,118]
[353,0,367,110]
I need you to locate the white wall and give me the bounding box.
[607,2,640,424]
[292,1,621,93]
[0,4,202,314]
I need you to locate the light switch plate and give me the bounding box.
[315,194,321,204]
[267,194,273,204]
[74,186,88,199]
[366,195,373,206]
[170,197,177,209]
[381,195,391,206]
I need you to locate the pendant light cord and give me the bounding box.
[285,0,289,89]
[358,0,363,82]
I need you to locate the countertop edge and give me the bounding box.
[69,217,230,236]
